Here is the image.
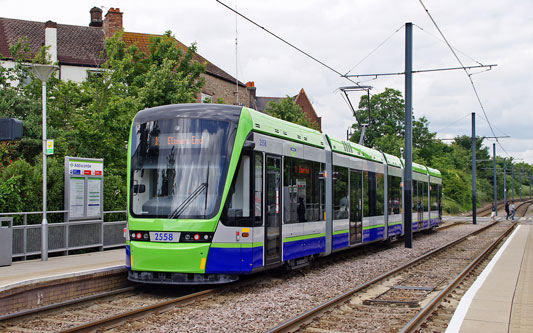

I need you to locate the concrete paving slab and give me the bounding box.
[463,299,512,324]
[0,249,125,292]
[459,319,508,333]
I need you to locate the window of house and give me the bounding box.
[201,93,213,103]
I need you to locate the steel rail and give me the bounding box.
[400,222,516,332]
[266,222,500,333]
[60,288,216,333]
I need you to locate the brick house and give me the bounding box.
[254,87,322,131]
[0,7,254,107]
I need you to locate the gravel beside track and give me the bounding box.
[111,223,487,332]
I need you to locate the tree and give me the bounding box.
[349,88,436,160]
[0,30,207,217]
[264,96,319,130]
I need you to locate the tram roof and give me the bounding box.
[383,153,403,168]
[426,167,442,178]
[246,107,325,148]
[327,136,385,163]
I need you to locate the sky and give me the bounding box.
[2,0,532,163]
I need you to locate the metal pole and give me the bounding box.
[503,158,507,206]
[530,169,531,200]
[493,143,497,216]
[518,169,522,201]
[41,80,48,261]
[472,112,476,225]
[404,22,413,248]
[512,164,514,202]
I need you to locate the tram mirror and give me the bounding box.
[134,184,146,194]
[243,140,255,151]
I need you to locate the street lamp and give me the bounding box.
[31,64,58,261]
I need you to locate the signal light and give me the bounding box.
[193,234,200,241]
[136,233,142,239]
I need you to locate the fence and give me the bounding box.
[0,210,127,260]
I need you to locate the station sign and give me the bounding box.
[64,157,104,221]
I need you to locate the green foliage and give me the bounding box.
[348,87,532,213]
[0,30,206,219]
[265,96,319,131]
[349,88,436,158]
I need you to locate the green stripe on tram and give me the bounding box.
[211,242,263,248]
[333,229,349,235]
[283,233,326,243]
[363,224,385,230]
[388,221,402,226]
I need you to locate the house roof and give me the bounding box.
[0,17,245,87]
[294,88,320,120]
[0,17,105,66]
[123,31,245,87]
[255,96,283,112]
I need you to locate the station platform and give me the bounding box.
[0,249,125,292]
[447,223,533,332]
[0,248,127,316]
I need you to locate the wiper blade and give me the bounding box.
[168,182,207,220]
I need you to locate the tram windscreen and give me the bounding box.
[130,117,236,219]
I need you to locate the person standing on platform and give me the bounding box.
[491,202,497,222]
[505,201,510,220]
[510,201,516,220]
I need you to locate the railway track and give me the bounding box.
[0,285,215,332]
[0,221,474,332]
[266,222,515,333]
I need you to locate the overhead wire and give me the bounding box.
[413,24,483,66]
[417,0,510,158]
[216,0,360,86]
[344,24,405,76]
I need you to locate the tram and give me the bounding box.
[125,104,442,284]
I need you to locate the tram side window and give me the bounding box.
[388,175,402,215]
[254,153,263,226]
[423,181,429,212]
[376,173,385,216]
[284,157,322,223]
[412,180,419,213]
[221,153,253,227]
[430,183,438,211]
[333,166,349,220]
[363,171,375,217]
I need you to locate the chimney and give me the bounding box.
[44,21,57,63]
[246,81,257,109]
[103,8,123,39]
[89,7,103,27]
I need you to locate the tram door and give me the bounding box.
[265,156,282,265]
[349,170,363,244]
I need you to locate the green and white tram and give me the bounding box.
[126,104,442,284]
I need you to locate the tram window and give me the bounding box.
[333,166,348,220]
[284,157,322,223]
[388,175,402,215]
[430,183,438,211]
[376,173,385,216]
[422,181,428,212]
[254,153,263,226]
[363,171,384,217]
[221,153,253,227]
[412,180,419,213]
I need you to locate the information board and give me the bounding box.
[64,157,104,221]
